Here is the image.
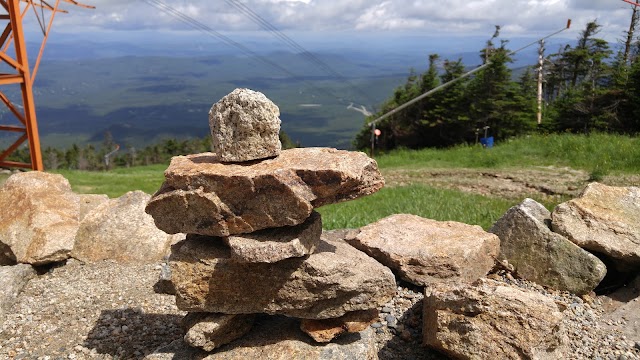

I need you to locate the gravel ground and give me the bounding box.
[0,259,638,360]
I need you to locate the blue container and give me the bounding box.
[480,136,494,148]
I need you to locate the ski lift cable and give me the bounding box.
[367,19,573,127]
[142,0,357,107]
[224,0,377,108]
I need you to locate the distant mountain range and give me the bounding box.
[0,32,578,150]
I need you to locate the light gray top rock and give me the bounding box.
[209,88,281,162]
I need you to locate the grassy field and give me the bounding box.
[1,133,637,230]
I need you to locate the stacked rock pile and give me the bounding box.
[145,88,396,352]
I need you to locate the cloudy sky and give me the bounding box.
[44,0,636,43]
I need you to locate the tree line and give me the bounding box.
[7,131,298,171]
[354,19,640,151]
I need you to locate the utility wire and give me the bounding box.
[224,0,377,108]
[141,0,352,106]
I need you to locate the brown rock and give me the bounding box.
[169,236,396,319]
[146,315,378,359]
[552,183,640,269]
[0,172,79,265]
[423,278,566,360]
[490,198,606,295]
[72,191,180,264]
[182,312,255,352]
[300,309,378,343]
[78,194,109,221]
[225,211,322,263]
[209,88,281,162]
[146,148,384,236]
[347,214,499,287]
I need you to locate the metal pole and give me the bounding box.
[537,39,545,125]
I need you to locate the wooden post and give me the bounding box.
[537,39,545,125]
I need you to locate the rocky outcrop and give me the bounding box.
[490,198,606,295]
[0,172,79,265]
[300,309,378,343]
[209,88,282,162]
[146,315,378,360]
[0,264,36,321]
[72,191,179,264]
[347,214,499,287]
[169,235,395,319]
[145,148,384,237]
[181,313,256,352]
[423,278,566,359]
[552,183,640,269]
[225,211,322,263]
[78,194,109,221]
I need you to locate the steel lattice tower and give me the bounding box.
[0,0,93,171]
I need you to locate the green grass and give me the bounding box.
[318,184,515,230]
[52,164,167,198]
[374,133,640,174]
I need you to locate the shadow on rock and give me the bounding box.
[378,298,448,360]
[84,308,184,359]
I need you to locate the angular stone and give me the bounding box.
[145,315,378,360]
[182,313,255,352]
[423,278,566,359]
[490,198,606,295]
[225,211,322,263]
[209,88,281,162]
[300,309,378,343]
[78,194,109,221]
[347,214,499,287]
[72,191,180,264]
[0,172,79,265]
[0,264,37,321]
[169,236,396,319]
[552,183,640,268]
[146,148,384,236]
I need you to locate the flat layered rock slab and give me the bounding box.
[146,315,378,360]
[146,148,384,236]
[552,183,640,268]
[423,278,566,359]
[225,211,322,263]
[0,172,79,265]
[169,236,395,319]
[490,198,606,295]
[348,214,499,287]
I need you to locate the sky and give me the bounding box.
[43,0,638,43]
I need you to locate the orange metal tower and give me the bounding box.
[0,0,93,171]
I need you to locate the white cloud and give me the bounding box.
[34,0,639,41]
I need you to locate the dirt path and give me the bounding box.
[382,166,640,202]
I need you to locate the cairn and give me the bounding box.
[145,88,396,351]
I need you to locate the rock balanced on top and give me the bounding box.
[145,88,395,352]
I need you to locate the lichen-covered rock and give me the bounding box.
[423,278,566,359]
[146,148,384,237]
[169,235,396,319]
[72,191,179,264]
[490,198,606,295]
[182,313,255,352]
[347,214,499,287]
[0,172,79,265]
[552,183,640,269]
[209,88,281,162]
[225,211,322,263]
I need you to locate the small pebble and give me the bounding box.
[371,322,383,329]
